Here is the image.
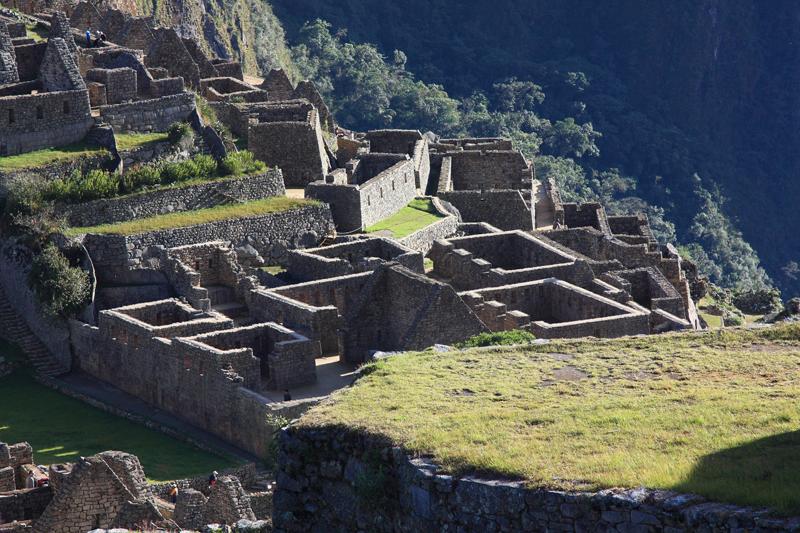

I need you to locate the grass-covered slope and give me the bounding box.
[365,198,446,238]
[302,325,800,514]
[66,197,316,236]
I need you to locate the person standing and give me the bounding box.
[85,28,92,47]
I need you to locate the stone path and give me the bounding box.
[52,371,260,464]
[0,283,68,377]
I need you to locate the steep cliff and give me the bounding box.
[66,0,295,76]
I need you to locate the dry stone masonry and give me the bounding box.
[0,5,718,530]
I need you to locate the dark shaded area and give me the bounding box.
[674,430,800,515]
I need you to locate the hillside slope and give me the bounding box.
[88,0,294,76]
[270,0,800,296]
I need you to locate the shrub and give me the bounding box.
[4,176,45,218]
[219,150,266,176]
[167,122,192,146]
[44,170,119,203]
[731,286,783,315]
[456,330,537,349]
[29,243,90,318]
[121,164,162,193]
[193,154,218,179]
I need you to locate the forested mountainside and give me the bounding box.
[268,0,800,299]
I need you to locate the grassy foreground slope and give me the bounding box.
[302,325,800,514]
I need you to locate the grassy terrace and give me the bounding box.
[365,198,446,238]
[303,324,800,514]
[65,197,316,236]
[0,341,237,481]
[0,142,107,171]
[115,132,170,151]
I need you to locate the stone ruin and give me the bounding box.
[0,442,263,532]
[0,4,705,508]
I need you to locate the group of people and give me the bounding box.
[84,28,107,48]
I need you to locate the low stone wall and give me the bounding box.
[98,92,195,133]
[0,487,52,523]
[400,201,459,255]
[60,170,286,227]
[82,203,335,269]
[149,463,257,500]
[439,189,533,230]
[274,425,800,533]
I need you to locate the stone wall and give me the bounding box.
[287,238,423,283]
[98,91,194,133]
[85,67,136,104]
[68,306,307,458]
[358,160,418,228]
[446,150,533,190]
[248,104,331,187]
[81,202,334,269]
[10,41,44,82]
[274,425,800,533]
[439,189,534,230]
[399,199,459,255]
[0,89,93,156]
[59,170,285,227]
[306,159,418,232]
[0,487,52,524]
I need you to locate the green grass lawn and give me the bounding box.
[0,142,107,171]
[303,324,800,514]
[66,197,317,236]
[365,198,446,238]
[0,341,238,481]
[115,132,170,152]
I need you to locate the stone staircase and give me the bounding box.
[0,284,68,377]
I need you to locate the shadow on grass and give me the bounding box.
[673,430,800,515]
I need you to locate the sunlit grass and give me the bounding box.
[0,340,238,481]
[365,198,445,238]
[66,197,318,236]
[303,324,800,513]
[115,132,170,151]
[0,142,107,171]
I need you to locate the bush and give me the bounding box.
[456,330,537,349]
[731,286,783,315]
[219,150,266,176]
[121,164,162,193]
[29,243,90,318]
[44,170,120,203]
[167,122,192,146]
[4,176,45,218]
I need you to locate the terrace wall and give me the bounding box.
[274,426,799,533]
[81,203,335,270]
[59,170,286,227]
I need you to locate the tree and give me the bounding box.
[29,244,90,318]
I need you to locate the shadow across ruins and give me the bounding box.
[672,429,800,515]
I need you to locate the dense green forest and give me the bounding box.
[264,0,799,300]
